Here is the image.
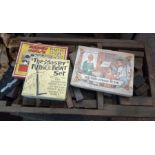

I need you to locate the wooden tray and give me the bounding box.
[1,37,155,118]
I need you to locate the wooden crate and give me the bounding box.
[1,37,155,118]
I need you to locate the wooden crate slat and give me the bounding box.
[144,43,155,105]
[0,101,7,106]
[120,97,152,106]
[74,100,96,109]
[0,104,155,117]
[97,92,104,109]
[14,37,144,49]
[66,89,74,108]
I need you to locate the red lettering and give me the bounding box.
[28,45,48,53]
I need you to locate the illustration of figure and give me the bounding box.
[82,54,95,75]
[105,68,115,80]
[22,52,31,65]
[116,59,131,88]
[104,67,116,88]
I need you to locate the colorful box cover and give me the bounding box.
[13,42,68,78]
[71,46,134,97]
[22,57,70,101]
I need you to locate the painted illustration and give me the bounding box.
[13,42,68,78]
[71,46,134,97]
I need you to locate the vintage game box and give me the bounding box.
[71,46,134,97]
[13,42,68,78]
[22,56,70,101]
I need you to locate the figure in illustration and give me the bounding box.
[104,67,116,88]
[22,52,31,65]
[82,54,95,75]
[116,58,131,88]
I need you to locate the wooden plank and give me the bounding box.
[121,34,135,40]
[36,99,41,107]
[74,100,97,109]
[14,37,144,49]
[120,97,152,106]
[66,89,74,108]
[69,51,77,66]
[104,98,113,104]
[35,33,92,38]
[111,117,155,121]
[0,104,154,117]
[72,87,84,102]
[97,92,104,109]
[69,86,75,98]
[11,104,21,107]
[94,33,106,38]
[0,100,7,106]
[69,60,84,102]
[22,97,36,106]
[144,43,155,105]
